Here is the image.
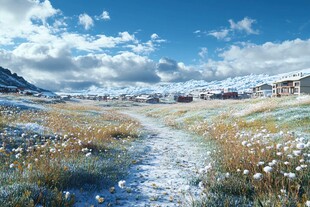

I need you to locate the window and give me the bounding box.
[294,88,299,93]
[281,88,289,93]
[294,82,300,86]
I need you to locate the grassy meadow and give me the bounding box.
[0,99,140,206]
[0,95,309,206]
[140,96,310,206]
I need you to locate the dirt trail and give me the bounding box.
[113,110,211,206]
[74,109,211,206]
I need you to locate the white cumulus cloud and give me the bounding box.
[200,38,310,80]
[0,0,59,44]
[127,33,165,54]
[100,10,110,21]
[207,17,258,41]
[208,29,230,41]
[198,47,208,59]
[229,17,259,34]
[79,13,94,30]
[151,33,159,40]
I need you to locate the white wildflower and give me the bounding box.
[276,152,282,156]
[296,143,305,149]
[95,195,105,204]
[287,154,293,159]
[296,166,302,171]
[225,172,230,178]
[118,180,126,189]
[284,161,290,165]
[81,148,88,152]
[288,172,296,179]
[243,169,249,175]
[15,153,22,159]
[283,146,289,151]
[263,166,273,173]
[268,160,277,166]
[241,141,247,146]
[85,152,92,157]
[306,200,310,207]
[257,161,265,166]
[9,163,15,168]
[293,150,301,156]
[253,173,263,180]
[65,191,70,200]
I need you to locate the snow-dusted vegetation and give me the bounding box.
[0,98,140,206]
[140,96,310,206]
[0,95,309,206]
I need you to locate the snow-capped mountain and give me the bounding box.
[74,68,310,96]
[0,66,48,93]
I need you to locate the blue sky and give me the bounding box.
[0,0,310,91]
[52,0,310,61]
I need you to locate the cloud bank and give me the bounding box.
[0,1,310,92]
[2,37,310,91]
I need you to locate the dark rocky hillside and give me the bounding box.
[0,66,47,92]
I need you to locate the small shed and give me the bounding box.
[176,96,193,103]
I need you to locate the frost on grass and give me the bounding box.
[140,96,310,206]
[0,102,140,206]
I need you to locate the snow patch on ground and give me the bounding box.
[16,123,46,134]
[73,110,211,206]
[0,96,46,110]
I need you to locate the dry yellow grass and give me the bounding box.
[0,101,140,206]
[140,96,310,206]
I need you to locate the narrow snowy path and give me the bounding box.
[113,110,211,206]
[73,109,212,207]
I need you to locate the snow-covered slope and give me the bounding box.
[0,66,48,93]
[76,68,310,95]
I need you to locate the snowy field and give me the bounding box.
[0,94,309,206]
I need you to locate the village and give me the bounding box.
[1,72,310,104]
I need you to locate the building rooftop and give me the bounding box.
[273,73,310,83]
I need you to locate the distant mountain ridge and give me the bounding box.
[76,68,310,96]
[0,66,47,92]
